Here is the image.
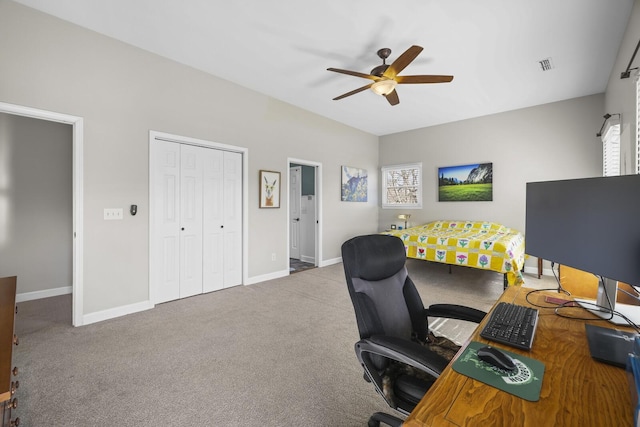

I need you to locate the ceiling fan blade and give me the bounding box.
[327,68,379,81]
[384,89,400,106]
[332,83,374,100]
[383,45,423,79]
[396,75,454,84]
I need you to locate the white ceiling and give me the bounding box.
[13,0,634,136]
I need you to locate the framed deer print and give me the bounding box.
[259,170,281,208]
[341,166,368,202]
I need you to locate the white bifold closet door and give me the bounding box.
[203,146,242,292]
[154,140,242,304]
[180,144,204,298]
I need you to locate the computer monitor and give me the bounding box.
[525,174,640,325]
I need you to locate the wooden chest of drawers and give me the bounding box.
[0,277,19,427]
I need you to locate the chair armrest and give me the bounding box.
[426,304,486,323]
[355,335,449,378]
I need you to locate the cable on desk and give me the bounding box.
[554,300,640,333]
[522,273,640,332]
[554,299,614,322]
[523,263,572,308]
[552,272,615,322]
[525,288,569,309]
[553,275,640,333]
[523,283,618,324]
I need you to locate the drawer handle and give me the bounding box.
[13,334,18,346]
[12,367,18,376]
[7,397,17,409]
[10,417,20,427]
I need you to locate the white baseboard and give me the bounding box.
[246,269,289,285]
[319,257,341,267]
[81,300,154,326]
[299,255,315,264]
[16,286,72,303]
[246,257,343,285]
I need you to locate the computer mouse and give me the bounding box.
[477,345,517,372]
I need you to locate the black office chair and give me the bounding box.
[341,234,486,427]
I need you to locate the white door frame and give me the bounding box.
[0,102,84,326]
[286,158,322,268]
[149,130,248,303]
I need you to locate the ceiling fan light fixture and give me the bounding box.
[327,45,453,105]
[371,79,397,96]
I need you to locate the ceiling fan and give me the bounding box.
[327,45,453,106]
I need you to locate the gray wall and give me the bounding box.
[0,112,73,293]
[379,94,604,271]
[377,0,640,275]
[0,1,379,317]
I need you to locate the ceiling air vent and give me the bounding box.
[538,58,554,71]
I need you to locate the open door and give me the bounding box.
[288,161,319,272]
[289,166,301,260]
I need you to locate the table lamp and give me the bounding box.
[398,214,411,229]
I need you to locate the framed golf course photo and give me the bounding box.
[438,163,493,202]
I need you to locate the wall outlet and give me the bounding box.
[271,253,276,261]
[104,208,123,220]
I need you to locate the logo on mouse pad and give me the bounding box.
[466,351,534,385]
[473,345,537,385]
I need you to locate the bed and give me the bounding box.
[383,220,526,286]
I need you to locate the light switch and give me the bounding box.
[104,208,123,220]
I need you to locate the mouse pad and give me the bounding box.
[452,341,545,401]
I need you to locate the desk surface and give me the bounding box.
[404,286,634,427]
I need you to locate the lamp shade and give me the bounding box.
[371,79,397,96]
[398,213,411,229]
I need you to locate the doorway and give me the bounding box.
[0,102,84,326]
[288,158,321,273]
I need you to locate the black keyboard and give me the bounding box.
[479,302,539,350]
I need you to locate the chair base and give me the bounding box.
[368,412,403,427]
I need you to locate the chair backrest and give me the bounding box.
[341,234,428,343]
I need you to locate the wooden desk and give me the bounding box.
[404,286,633,427]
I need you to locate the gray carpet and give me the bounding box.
[13,260,556,426]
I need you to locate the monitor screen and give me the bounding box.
[525,174,640,287]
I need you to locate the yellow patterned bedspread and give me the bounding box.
[383,220,525,286]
